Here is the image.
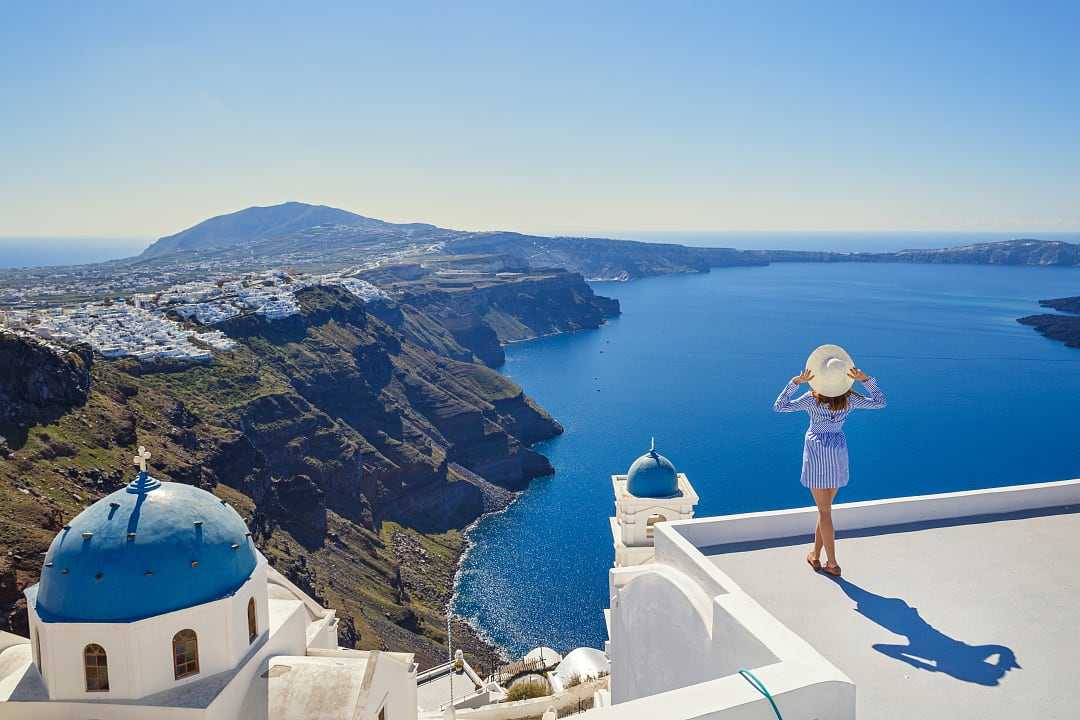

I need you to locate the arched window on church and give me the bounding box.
[645,513,668,539]
[84,644,109,692]
[247,598,258,643]
[172,630,200,680]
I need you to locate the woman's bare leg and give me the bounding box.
[811,488,839,567]
[812,517,824,562]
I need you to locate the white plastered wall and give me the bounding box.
[606,507,853,717]
[608,565,717,703]
[1,599,309,720]
[29,555,269,701]
[360,651,419,720]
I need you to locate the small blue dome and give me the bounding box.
[33,474,258,623]
[626,442,679,498]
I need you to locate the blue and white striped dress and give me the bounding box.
[773,378,886,489]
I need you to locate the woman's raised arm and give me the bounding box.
[774,370,815,413]
[848,376,886,410]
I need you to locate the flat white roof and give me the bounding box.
[703,505,1080,719]
[267,655,370,719]
[416,660,485,712]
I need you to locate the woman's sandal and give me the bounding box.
[806,553,822,572]
[822,563,842,577]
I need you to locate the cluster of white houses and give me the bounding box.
[0,269,391,364]
[142,269,388,325]
[149,271,303,324]
[1,439,1076,718]
[0,305,236,362]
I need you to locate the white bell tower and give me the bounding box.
[609,439,698,568]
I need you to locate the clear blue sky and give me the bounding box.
[1,1,1077,239]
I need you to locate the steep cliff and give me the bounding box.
[1038,296,1080,314]
[0,281,610,668]
[0,332,92,429]
[391,270,621,366]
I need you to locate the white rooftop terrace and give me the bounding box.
[624,479,1080,720]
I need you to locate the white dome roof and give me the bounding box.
[523,646,562,668]
[554,647,609,684]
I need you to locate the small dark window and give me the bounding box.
[84,644,109,691]
[172,629,200,679]
[645,513,668,539]
[247,597,258,643]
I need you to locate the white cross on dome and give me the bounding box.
[133,445,151,474]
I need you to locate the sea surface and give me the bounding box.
[453,262,1080,657]
[0,237,148,269]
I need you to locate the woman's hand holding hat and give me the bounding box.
[848,367,870,382]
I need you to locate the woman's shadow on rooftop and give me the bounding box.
[830,576,1020,686]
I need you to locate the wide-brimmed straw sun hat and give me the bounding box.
[806,344,855,397]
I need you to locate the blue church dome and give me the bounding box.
[33,472,258,623]
[626,440,680,498]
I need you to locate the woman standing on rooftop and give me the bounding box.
[773,345,886,577]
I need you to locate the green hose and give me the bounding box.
[738,669,783,720]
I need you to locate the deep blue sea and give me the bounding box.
[453,263,1080,657]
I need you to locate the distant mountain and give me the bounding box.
[888,238,1080,265]
[141,202,437,258]
[765,238,1080,266]
[135,201,765,279]
[470,236,1080,278]
[137,202,1080,280]
[440,232,766,279]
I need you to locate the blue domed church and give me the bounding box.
[0,447,419,719]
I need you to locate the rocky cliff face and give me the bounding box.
[0,279,613,667]
[0,332,92,430]
[1038,296,1080,314]
[393,270,621,366]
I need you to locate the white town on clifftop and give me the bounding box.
[1,438,1077,719]
[0,269,389,363]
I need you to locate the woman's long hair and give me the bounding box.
[813,390,860,412]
